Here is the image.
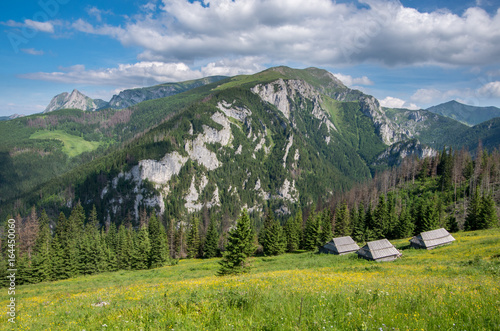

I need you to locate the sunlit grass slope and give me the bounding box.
[29,130,102,157]
[2,228,499,330]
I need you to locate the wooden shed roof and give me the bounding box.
[410,228,455,249]
[322,236,360,254]
[357,239,401,261]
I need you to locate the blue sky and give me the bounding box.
[1,0,500,116]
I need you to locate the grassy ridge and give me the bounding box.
[30,130,102,157]
[2,229,499,330]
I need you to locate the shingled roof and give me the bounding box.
[410,228,455,250]
[320,236,360,255]
[357,239,402,262]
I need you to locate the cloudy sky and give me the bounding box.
[1,0,500,116]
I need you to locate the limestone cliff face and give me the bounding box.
[373,140,437,167]
[101,111,232,220]
[251,79,336,132]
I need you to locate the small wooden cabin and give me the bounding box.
[357,239,402,262]
[320,236,360,255]
[409,228,455,250]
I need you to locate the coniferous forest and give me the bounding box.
[1,142,498,285]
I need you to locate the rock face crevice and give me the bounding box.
[101,111,232,220]
[251,79,337,133]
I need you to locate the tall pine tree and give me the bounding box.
[31,210,51,283]
[218,209,255,276]
[204,216,219,258]
[149,213,169,268]
[259,210,286,256]
[186,217,201,259]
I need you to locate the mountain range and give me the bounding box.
[426,100,500,126]
[1,66,499,224]
[43,76,227,113]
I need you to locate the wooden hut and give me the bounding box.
[409,228,455,250]
[357,239,402,262]
[320,236,360,255]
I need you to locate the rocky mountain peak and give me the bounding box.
[44,89,101,113]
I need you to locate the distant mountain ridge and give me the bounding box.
[3,66,500,225]
[44,89,107,113]
[426,100,500,126]
[44,76,227,113]
[0,114,24,121]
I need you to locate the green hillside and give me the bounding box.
[427,100,500,126]
[2,66,500,226]
[2,228,499,330]
[30,130,103,157]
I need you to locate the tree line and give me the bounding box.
[1,143,499,283]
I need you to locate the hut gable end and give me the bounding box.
[357,239,401,262]
[410,228,455,250]
[320,236,360,255]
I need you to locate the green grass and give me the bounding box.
[2,228,499,330]
[29,130,102,157]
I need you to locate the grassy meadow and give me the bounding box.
[2,228,500,330]
[29,130,102,157]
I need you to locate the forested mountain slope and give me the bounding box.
[1,67,499,226]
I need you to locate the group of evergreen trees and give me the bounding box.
[0,205,169,287]
[1,144,499,283]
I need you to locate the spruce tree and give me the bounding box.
[133,223,151,270]
[464,189,481,231]
[218,209,255,276]
[334,202,350,237]
[303,210,321,251]
[116,225,133,270]
[149,213,169,268]
[319,209,333,245]
[364,204,377,241]
[352,204,366,242]
[373,195,388,239]
[284,210,302,252]
[396,206,414,238]
[80,205,105,275]
[50,232,64,280]
[31,210,52,283]
[259,210,286,256]
[478,194,498,229]
[186,217,201,259]
[204,216,219,258]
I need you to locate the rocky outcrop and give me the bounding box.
[184,112,232,170]
[374,140,437,167]
[44,89,106,112]
[100,110,233,219]
[276,178,299,203]
[251,79,337,132]
[217,100,252,122]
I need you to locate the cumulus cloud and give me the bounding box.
[24,19,55,33]
[334,73,374,87]
[21,48,44,56]
[20,58,265,87]
[69,0,500,67]
[380,96,419,110]
[86,7,111,22]
[2,19,56,33]
[478,81,500,97]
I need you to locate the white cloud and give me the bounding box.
[20,58,265,87]
[410,89,446,104]
[478,81,500,97]
[24,19,54,33]
[21,48,44,56]
[380,96,419,110]
[68,0,500,67]
[334,73,374,87]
